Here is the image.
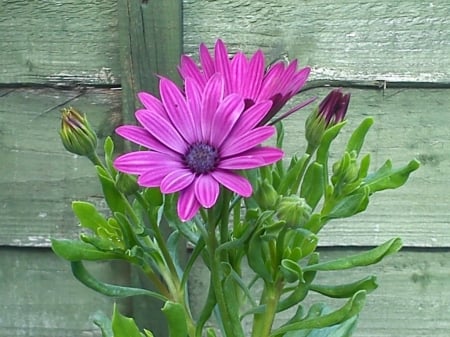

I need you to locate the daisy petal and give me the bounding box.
[179,55,206,87]
[115,125,177,156]
[160,169,196,194]
[201,74,224,140]
[178,183,201,221]
[227,100,272,137]
[220,126,275,157]
[211,169,253,197]
[214,39,232,93]
[210,93,244,147]
[195,174,219,208]
[199,43,215,78]
[245,49,265,99]
[138,92,166,117]
[136,109,188,154]
[218,155,265,169]
[160,77,197,143]
[114,151,182,175]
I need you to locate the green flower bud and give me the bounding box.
[59,107,98,157]
[254,179,279,209]
[332,151,359,186]
[277,195,312,227]
[115,172,139,196]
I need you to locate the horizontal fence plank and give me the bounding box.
[183,0,450,83]
[189,248,450,337]
[0,88,121,246]
[0,247,130,337]
[0,1,120,85]
[1,87,448,248]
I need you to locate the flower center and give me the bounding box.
[185,143,219,174]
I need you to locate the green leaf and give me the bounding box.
[303,238,402,272]
[363,159,420,194]
[70,261,168,301]
[96,166,127,214]
[309,276,378,298]
[325,188,369,220]
[284,312,358,337]
[345,117,374,156]
[51,239,122,261]
[300,162,324,209]
[72,201,108,232]
[270,291,366,337]
[112,304,143,337]
[161,301,188,337]
[278,153,310,195]
[104,136,116,176]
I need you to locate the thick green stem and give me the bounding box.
[251,280,283,337]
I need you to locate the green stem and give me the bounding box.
[207,207,244,337]
[251,280,283,337]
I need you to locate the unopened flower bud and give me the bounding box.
[305,89,350,150]
[277,195,312,227]
[59,107,98,157]
[254,179,279,209]
[332,151,359,186]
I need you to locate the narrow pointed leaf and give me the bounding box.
[310,276,378,298]
[161,301,188,337]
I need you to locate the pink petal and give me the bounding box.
[244,49,265,100]
[209,93,244,147]
[177,183,201,221]
[179,55,206,87]
[201,74,224,141]
[221,147,284,169]
[230,52,247,94]
[227,100,272,137]
[218,155,265,169]
[220,126,275,157]
[199,43,215,78]
[136,110,188,154]
[194,174,219,208]
[160,169,196,194]
[160,77,197,143]
[184,78,203,141]
[114,151,182,175]
[115,125,177,156]
[211,169,253,197]
[257,63,285,100]
[214,39,232,94]
[138,92,166,117]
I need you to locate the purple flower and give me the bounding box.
[114,74,284,221]
[179,39,313,125]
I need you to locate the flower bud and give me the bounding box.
[332,151,359,186]
[59,107,98,157]
[305,89,350,150]
[277,195,312,227]
[254,179,279,210]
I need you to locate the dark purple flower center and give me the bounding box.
[185,143,219,174]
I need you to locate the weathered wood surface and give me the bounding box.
[1,87,448,248]
[0,1,120,85]
[1,1,449,85]
[0,88,121,246]
[189,248,450,337]
[183,0,450,83]
[0,247,131,337]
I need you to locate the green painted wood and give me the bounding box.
[118,0,183,125]
[0,88,121,246]
[0,247,131,337]
[1,87,447,248]
[189,248,450,337]
[0,1,120,85]
[183,0,450,83]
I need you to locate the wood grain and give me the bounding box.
[0,1,120,85]
[183,0,450,83]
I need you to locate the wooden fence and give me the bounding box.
[0,1,449,336]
